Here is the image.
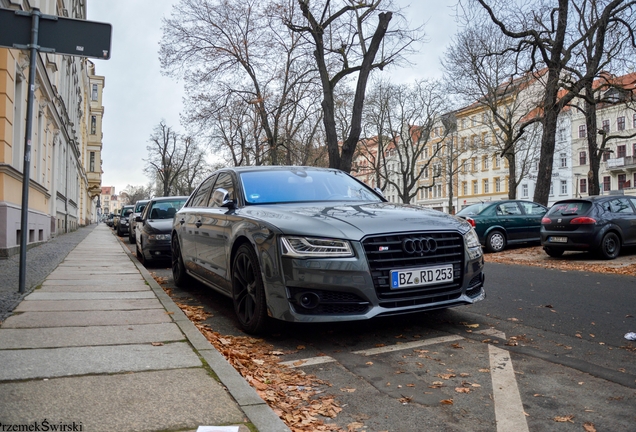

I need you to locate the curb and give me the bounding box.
[113,233,291,432]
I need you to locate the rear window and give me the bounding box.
[546,201,592,216]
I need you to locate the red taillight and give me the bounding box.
[570,217,596,224]
[541,217,551,224]
[466,217,476,227]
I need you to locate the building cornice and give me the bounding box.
[0,164,51,199]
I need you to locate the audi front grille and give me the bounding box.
[362,232,464,306]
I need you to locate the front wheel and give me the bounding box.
[544,246,564,258]
[598,232,621,260]
[171,235,191,287]
[136,240,145,264]
[485,230,506,253]
[232,244,268,334]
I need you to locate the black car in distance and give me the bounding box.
[171,166,486,334]
[541,195,636,259]
[135,196,188,264]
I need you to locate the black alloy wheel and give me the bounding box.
[232,244,268,334]
[136,240,145,264]
[599,232,621,260]
[171,235,190,287]
[485,230,507,253]
[544,246,564,258]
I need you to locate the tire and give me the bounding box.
[544,246,564,258]
[171,235,191,287]
[136,240,145,264]
[598,232,621,260]
[485,230,506,253]
[231,244,268,334]
[129,230,135,244]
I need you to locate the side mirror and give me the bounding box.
[374,187,385,198]
[213,188,236,209]
[135,216,142,222]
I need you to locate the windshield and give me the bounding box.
[135,202,147,212]
[456,203,490,216]
[240,169,382,204]
[546,201,592,216]
[148,199,187,219]
[122,208,133,217]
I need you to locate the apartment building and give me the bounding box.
[0,0,104,258]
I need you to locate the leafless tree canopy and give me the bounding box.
[121,184,153,205]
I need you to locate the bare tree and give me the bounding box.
[466,0,636,205]
[172,137,212,195]
[121,184,153,205]
[144,121,205,197]
[161,0,317,165]
[360,79,450,203]
[282,0,422,173]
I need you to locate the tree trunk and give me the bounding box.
[585,83,601,196]
[506,152,517,199]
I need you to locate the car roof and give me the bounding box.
[149,196,189,202]
[218,165,344,174]
[554,195,636,204]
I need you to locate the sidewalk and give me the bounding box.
[0,224,290,432]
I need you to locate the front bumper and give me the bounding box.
[143,240,171,260]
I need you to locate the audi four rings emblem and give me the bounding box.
[402,237,438,254]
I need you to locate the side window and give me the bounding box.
[499,203,522,215]
[209,172,235,208]
[630,198,636,212]
[610,198,634,214]
[521,202,546,215]
[140,202,152,220]
[188,175,216,208]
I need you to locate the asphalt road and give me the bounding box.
[117,230,636,431]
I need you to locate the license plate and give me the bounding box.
[550,236,567,243]
[390,265,454,289]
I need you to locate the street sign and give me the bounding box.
[0,8,111,59]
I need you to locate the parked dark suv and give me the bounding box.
[116,205,135,237]
[135,196,188,264]
[541,195,636,259]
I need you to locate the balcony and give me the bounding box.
[87,171,102,198]
[605,156,636,172]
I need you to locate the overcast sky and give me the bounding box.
[87,0,459,196]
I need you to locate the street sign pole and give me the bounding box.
[17,9,41,294]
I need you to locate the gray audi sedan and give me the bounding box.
[171,166,485,333]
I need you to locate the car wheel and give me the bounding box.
[485,230,506,253]
[599,232,621,260]
[136,240,145,264]
[129,230,134,244]
[232,244,268,334]
[544,246,564,258]
[172,235,191,287]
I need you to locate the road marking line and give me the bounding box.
[352,335,463,356]
[489,345,529,432]
[480,328,506,339]
[280,356,337,368]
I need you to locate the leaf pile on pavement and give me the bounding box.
[484,246,636,276]
[195,324,344,431]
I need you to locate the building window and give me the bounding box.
[619,174,627,190]
[560,180,567,195]
[603,150,611,161]
[522,184,528,198]
[484,179,489,194]
[472,180,478,195]
[579,151,587,165]
[90,116,97,135]
[495,155,500,168]
[560,153,567,168]
[89,152,95,172]
[461,137,467,150]
[495,177,501,192]
[617,145,626,158]
[462,182,467,196]
[633,143,636,157]
[549,182,554,196]
[602,119,610,133]
[472,158,477,172]
[471,116,476,127]
[578,125,586,138]
[633,113,636,129]
[618,116,625,131]
[580,178,587,194]
[91,84,98,101]
[482,155,489,170]
[603,176,611,191]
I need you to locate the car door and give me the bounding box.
[609,198,636,244]
[196,172,235,292]
[180,175,217,276]
[519,202,547,240]
[495,202,526,241]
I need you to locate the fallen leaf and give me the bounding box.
[269,351,284,355]
[347,422,365,431]
[575,334,582,338]
[440,399,454,405]
[455,387,470,393]
[293,359,306,366]
[429,381,444,388]
[340,387,356,393]
[465,324,480,328]
[399,396,412,404]
[438,373,456,380]
[471,383,481,388]
[406,383,415,387]
[554,415,574,423]
[583,422,597,432]
[533,394,542,397]
[366,361,373,366]
[151,342,164,346]
[375,343,386,347]
[253,359,265,365]
[460,373,470,377]
[451,343,464,349]
[297,345,306,350]
[479,368,490,373]
[523,411,530,417]
[508,317,519,322]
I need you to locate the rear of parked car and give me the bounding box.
[129,199,150,244]
[541,196,636,259]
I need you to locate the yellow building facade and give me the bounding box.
[0,0,104,258]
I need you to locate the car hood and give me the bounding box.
[239,202,470,241]
[144,219,173,234]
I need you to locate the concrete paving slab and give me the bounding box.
[1,309,172,328]
[14,299,162,312]
[0,323,184,349]
[0,342,201,380]
[42,278,144,286]
[38,284,151,292]
[44,273,143,280]
[48,269,140,275]
[0,369,246,432]
[25,291,155,300]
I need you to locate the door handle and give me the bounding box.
[195,220,202,228]
[179,218,185,225]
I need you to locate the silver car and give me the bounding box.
[128,199,150,244]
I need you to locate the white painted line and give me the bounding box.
[480,328,506,339]
[352,335,463,356]
[280,356,337,368]
[489,345,529,432]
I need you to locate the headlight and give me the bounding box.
[148,234,170,241]
[281,236,354,258]
[463,228,483,259]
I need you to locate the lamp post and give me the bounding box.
[574,173,581,198]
